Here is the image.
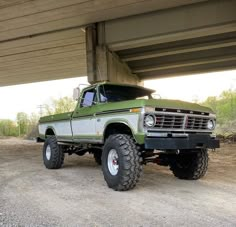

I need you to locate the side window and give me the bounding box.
[81,89,96,107]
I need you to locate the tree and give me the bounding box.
[27,113,40,139]
[201,96,218,113]
[16,112,29,136]
[44,97,76,115]
[201,89,236,138]
[0,119,18,137]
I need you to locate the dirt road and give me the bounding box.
[0,138,235,226]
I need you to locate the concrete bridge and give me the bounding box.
[0,0,235,86]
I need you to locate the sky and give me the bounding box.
[0,70,235,120]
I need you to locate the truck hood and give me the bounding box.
[98,99,214,114]
[142,99,213,113]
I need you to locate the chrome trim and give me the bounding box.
[209,113,216,118]
[73,138,103,144]
[144,113,156,127]
[57,138,73,142]
[148,111,214,119]
[145,111,215,119]
[172,133,189,138]
[147,132,168,137]
[146,128,213,133]
[143,110,216,133]
[138,107,146,132]
[147,132,189,138]
[183,115,188,129]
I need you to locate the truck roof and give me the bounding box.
[87,81,156,93]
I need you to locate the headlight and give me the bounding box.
[144,114,155,127]
[207,119,215,130]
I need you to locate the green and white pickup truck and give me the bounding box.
[38,82,219,191]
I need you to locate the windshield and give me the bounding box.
[99,84,153,102]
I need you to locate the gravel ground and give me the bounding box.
[0,138,236,227]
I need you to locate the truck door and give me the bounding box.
[71,87,98,142]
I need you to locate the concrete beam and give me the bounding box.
[0,0,204,41]
[0,28,86,87]
[104,0,236,51]
[133,55,236,73]
[86,25,139,85]
[138,61,236,80]
[122,38,236,62]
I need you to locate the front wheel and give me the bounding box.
[102,134,143,191]
[169,149,208,180]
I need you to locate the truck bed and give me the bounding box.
[39,112,73,123]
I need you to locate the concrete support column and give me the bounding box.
[86,25,140,85]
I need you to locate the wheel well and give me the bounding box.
[45,128,55,137]
[104,123,133,141]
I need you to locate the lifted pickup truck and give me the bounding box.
[38,82,219,191]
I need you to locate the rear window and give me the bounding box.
[99,85,152,102]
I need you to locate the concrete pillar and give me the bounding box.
[86,25,140,85]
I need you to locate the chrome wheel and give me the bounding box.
[46,145,51,160]
[107,149,119,176]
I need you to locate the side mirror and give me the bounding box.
[73,87,80,101]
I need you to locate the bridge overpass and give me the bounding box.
[0,0,235,86]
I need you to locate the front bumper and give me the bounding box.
[145,134,220,150]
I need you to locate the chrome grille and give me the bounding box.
[154,114,184,129]
[145,111,213,131]
[185,116,208,130]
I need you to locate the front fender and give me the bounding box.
[103,118,144,144]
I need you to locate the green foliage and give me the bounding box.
[0,112,40,138]
[27,113,40,139]
[201,89,236,135]
[44,97,76,115]
[17,112,29,136]
[0,119,18,137]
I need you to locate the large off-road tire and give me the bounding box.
[43,136,64,169]
[102,134,143,191]
[169,149,208,180]
[93,149,102,165]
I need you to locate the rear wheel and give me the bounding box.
[102,134,142,191]
[169,149,208,180]
[43,136,64,169]
[93,149,102,165]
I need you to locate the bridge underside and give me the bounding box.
[88,0,236,84]
[0,0,235,86]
